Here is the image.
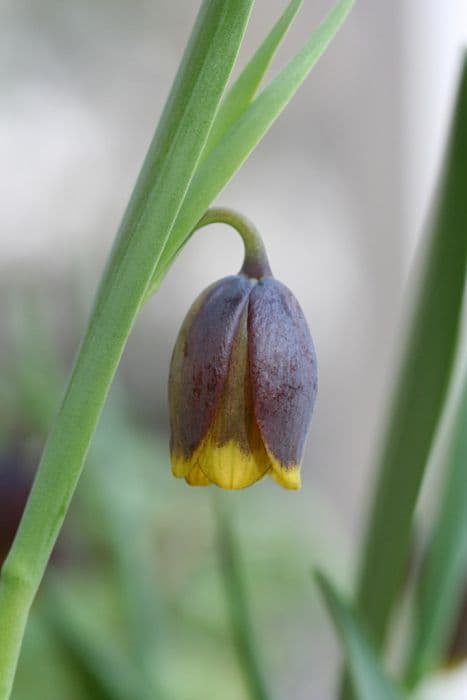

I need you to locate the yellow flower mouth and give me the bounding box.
[171,439,301,491]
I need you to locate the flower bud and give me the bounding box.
[168,215,317,490]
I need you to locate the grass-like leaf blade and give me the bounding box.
[353,55,467,650]
[315,572,404,700]
[405,365,467,687]
[203,0,303,158]
[146,0,355,297]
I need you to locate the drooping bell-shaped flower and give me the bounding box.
[168,209,317,490]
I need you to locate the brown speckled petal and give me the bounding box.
[247,278,317,479]
[169,275,254,463]
[193,303,270,489]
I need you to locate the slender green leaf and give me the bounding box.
[405,361,467,686]
[0,2,254,696]
[6,0,254,576]
[353,55,467,650]
[145,0,355,297]
[203,0,303,158]
[214,495,272,700]
[315,573,404,700]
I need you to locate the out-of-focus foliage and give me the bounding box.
[315,573,403,700]
[335,50,467,700]
[354,54,467,653]
[0,290,346,700]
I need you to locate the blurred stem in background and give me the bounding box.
[315,573,404,700]
[355,54,467,644]
[214,495,272,700]
[42,580,142,700]
[338,53,467,699]
[405,350,467,685]
[89,401,165,700]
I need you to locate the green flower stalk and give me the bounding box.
[169,208,318,490]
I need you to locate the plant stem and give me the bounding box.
[214,495,272,700]
[0,2,253,695]
[340,54,467,700]
[354,54,467,647]
[196,207,272,278]
[405,363,467,686]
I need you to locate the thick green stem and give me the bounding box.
[0,572,33,692]
[0,2,253,695]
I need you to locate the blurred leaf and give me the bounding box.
[42,581,141,700]
[88,398,164,700]
[315,572,404,700]
[3,291,63,435]
[12,612,81,700]
[353,55,467,651]
[405,362,467,686]
[146,0,355,296]
[215,495,272,700]
[203,0,303,158]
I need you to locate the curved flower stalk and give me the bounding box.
[169,208,317,490]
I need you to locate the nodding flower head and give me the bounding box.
[168,209,317,491]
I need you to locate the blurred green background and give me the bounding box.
[0,291,346,699]
[2,1,467,698]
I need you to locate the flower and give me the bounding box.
[168,259,317,490]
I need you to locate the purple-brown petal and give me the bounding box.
[247,278,317,470]
[169,275,254,460]
[191,302,270,489]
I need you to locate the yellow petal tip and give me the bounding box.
[171,442,267,489]
[171,453,192,478]
[269,461,301,490]
[185,465,211,487]
[200,439,269,490]
[172,444,301,490]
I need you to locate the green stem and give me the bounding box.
[340,53,467,700]
[354,55,467,646]
[214,495,272,700]
[196,207,272,278]
[0,2,253,696]
[143,206,272,302]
